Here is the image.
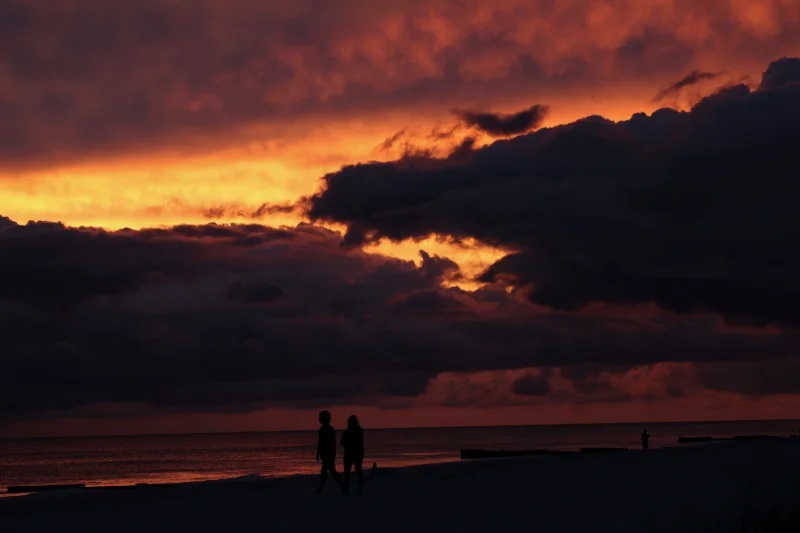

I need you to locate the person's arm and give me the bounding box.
[316,429,321,462]
[340,430,346,448]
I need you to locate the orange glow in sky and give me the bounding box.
[0,89,710,286]
[0,93,669,291]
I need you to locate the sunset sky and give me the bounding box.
[2,0,800,437]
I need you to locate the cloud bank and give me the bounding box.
[1,0,799,167]
[310,57,800,329]
[1,212,799,421]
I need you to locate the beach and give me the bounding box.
[3,437,799,532]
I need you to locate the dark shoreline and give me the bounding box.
[3,437,800,533]
[3,435,797,501]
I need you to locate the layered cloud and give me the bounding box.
[423,358,800,409]
[2,2,800,430]
[309,57,800,328]
[1,216,799,422]
[1,0,799,167]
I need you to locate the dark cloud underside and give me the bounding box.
[1,215,798,420]
[309,57,800,328]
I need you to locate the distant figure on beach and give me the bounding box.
[340,414,365,494]
[641,429,650,451]
[315,410,345,495]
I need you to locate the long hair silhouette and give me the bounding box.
[342,414,365,494]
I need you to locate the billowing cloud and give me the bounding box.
[556,359,800,400]
[455,104,549,136]
[1,0,799,168]
[415,359,800,409]
[2,216,798,421]
[759,56,800,90]
[309,57,800,328]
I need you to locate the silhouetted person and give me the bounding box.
[340,414,365,494]
[315,410,344,494]
[641,429,650,451]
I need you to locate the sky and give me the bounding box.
[2,0,800,437]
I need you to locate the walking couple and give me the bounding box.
[315,410,364,495]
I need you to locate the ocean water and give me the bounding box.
[1,420,798,492]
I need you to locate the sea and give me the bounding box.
[1,419,798,493]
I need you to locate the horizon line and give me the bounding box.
[2,417,798,441]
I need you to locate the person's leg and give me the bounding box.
[325,460,345,491]
[354,457,363,493]
[343,457,353,492]
[315,463,328,494]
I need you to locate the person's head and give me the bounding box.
[318,410,331,425]
[347,415,360,429]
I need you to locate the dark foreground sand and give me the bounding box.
[2,438,800,533]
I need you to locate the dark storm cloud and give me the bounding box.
[759,57,800,90]
[455,104,549,136]
[2,216,798,420]
[0,217,464,417]
[511,370,551,396]
[1,0,799,167]
[226,282,285,304]
[0,215,15,230]
[391,289,469,315]
[652,70,720,102]
[309,57,800,328]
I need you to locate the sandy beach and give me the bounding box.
[3,438,799,533]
